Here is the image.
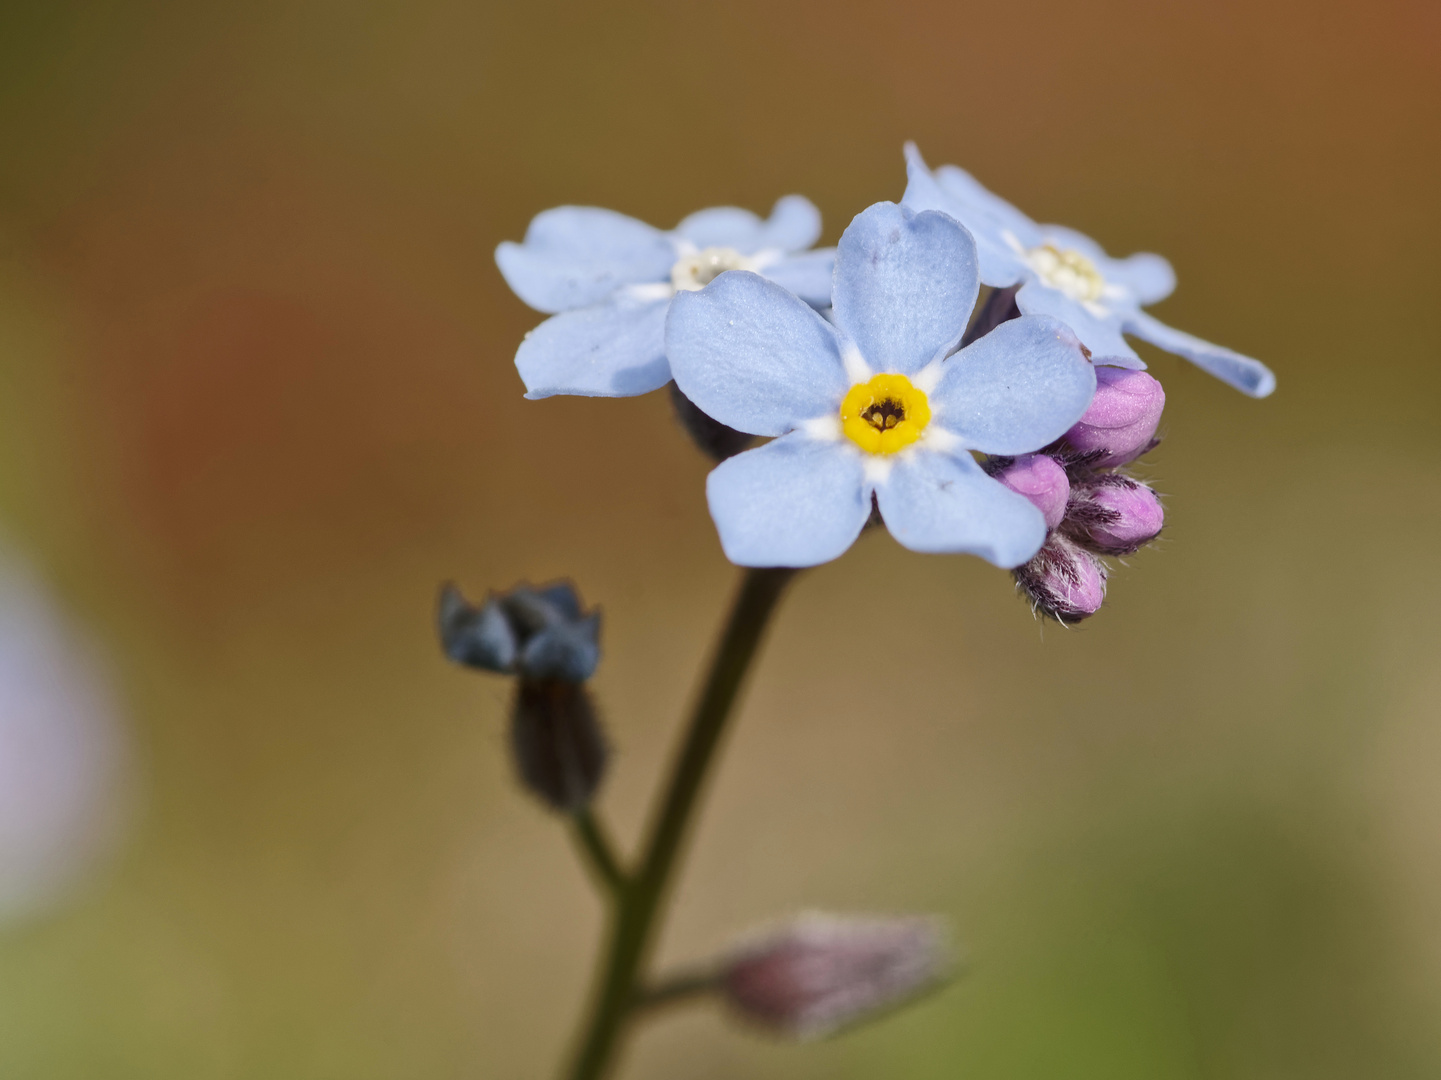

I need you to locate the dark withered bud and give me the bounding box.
[1013,533,1107,623]
[720,913,952,1040]
[669,382,754,462]
[1063,474,1164,555]
[438,581,600,682]
[511,679,608,812]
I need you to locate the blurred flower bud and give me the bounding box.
[438,585,516,671]
[720,912,951,1040]
[438,581,600,682]
[511,679,608,812]
[1013,533,1107,623]
[994,454,1070,530]
[669,382,753,462]
[1062,367,1165,467]
[1064,475,1164,555]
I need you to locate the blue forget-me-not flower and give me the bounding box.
[497,196,836,399]
[901,143,1276,398]
[666,201,1096,570]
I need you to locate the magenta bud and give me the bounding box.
[721,913,951,1040]
[1065,476,1164,555]
[995,454,1070,530]
[1013,534,1107,623]
[1063,367,1165,467]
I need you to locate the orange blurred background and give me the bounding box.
[1,0,1439,1076]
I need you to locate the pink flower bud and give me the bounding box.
[721,913,951,1040]
[994,454,1070,531]
[1063,367,1164,467]
[1065,476,1164,555]
[1013,534,1107,623]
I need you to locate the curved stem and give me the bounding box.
[561,566,798,1080]
[570,807,627,898]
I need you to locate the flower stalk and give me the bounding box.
[570,807,626,898]
[562,566,797,1080]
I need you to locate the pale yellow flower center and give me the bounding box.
[670,247,751,292]
[1025,244,1105,302]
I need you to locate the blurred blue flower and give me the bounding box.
[497,197,835,399]
[667,202,1095,570]
[901,143,1276,398]
[0,556,129,923]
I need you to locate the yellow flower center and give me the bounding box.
[1025,244,1105,302]
[840,373,932,455]
[671,247,750,292]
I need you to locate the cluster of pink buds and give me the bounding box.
[990,367,1167,623]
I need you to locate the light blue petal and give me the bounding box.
[675,207,764,251]
[1035,224,1108,265]
[1111,253,1176,304]
[759,195,824,252]
[897,142,953,215]
[516,296,671,399]
[1040,225,1176,305]
[901,143,1034,288]
[970,241,1032,291]
[933,315,1097,455]
[906,143,1040,242]
[1015,281,1140,363]
[877,449,1046,568]
[831,202,978,375]
[676,195,823,255]
[522,205,669,256]
[496,206,676,314]
[1126,310,1276,398]
[935,167,1040,245]
[706,434,870,567]
[667,271,848,436]
[761,248,835,308]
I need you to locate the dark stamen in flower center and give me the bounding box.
[861,398,907,431]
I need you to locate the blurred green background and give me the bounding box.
[1,0,1439,1076]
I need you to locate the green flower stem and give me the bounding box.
[570,807,627,898]
[562,566,799,1080]
[630,966,721,1015]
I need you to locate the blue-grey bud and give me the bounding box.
[437,584,516,672]
[438,581,601,682]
